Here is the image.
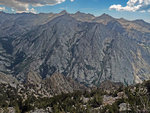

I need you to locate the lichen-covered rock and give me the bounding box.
[30,109,48,113]
[119,103,131,112]
[7,107,15,113]
[0,108,4,113]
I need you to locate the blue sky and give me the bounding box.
[0,0,150,22]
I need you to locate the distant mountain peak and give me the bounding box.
[99,13,114,19]
[134,19,144,22]
[72,11,95,22]
[59,10,68,15]
[76,11,82,14]
[75,11,94,17]
[119,18,126,20]
[75,11,86,15]
[117,18,129,23]
[133,19,150,27]
[133,19,147,24]
[93,13,115,24]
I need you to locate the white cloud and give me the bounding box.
[16,0,66,6]
[109,0,150,12]
[0,6,5,11]
[0,0,74,13]
[16,8,37,14]
[0,0,29,13]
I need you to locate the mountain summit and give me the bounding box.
[59,10,68,15]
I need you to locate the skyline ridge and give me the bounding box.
[0,0,149,23]
[0,10,150,23]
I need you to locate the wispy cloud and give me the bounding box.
[0,0,74,13]
[109,0,150,12]
[0,6,5,11]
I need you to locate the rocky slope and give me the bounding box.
[0,79,150,113]
[0,71,86,98]
[0,11,150,87]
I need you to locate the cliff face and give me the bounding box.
[0,11,150,87]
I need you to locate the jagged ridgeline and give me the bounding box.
[0,11,150,87]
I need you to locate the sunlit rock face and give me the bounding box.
[0,11,150,87]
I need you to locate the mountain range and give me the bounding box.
[0,10,150,90]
